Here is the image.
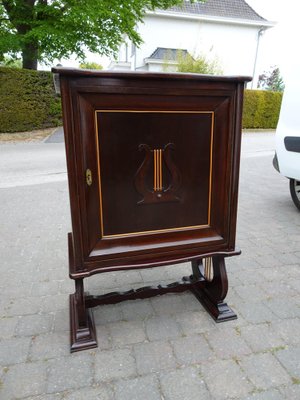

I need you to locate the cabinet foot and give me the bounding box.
[69,292,97,353]
[190,256,237,322]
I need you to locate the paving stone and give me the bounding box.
[47,353,94,393]
[0,361,47,399]
[275,347,300,378]
[231,256,261,271]
[205,326,252,359]
[241,323,286,352]
[175,310,215,334]
[272,318,300,346]
[94,348,136,382]
[31,394,63,400]
[114,270,144,287]
[165,262,191,280]
[0,282,33,299]
[225,287,244,308]
[94,304,123,325]
[145,315,182,341]
[179,292,206,312]
[15,313,54,336]
[201,359,253,399]
[2,135,300,399]
[53,309,69,332]
[160,366,210,400]
[264,298,300,319]
[121,299,155,321]
[289,279,300,292]
[115,374,161,400]
[63,384,115,400]
[40,294,68,313]
[37,267,67,282]
[239,353,291,390]
[171,334,214,365]
[140,267,169,282]
[0,336,31,365]
[276,252,300,265]
[237,301,277,324]
[255,254,283,269]
[29,332,69,361]
[95,324,112,350]
[280,384,300,400]
[31,280,60,296]
[58,279,74,294]
[151,294,187,315]
[259,267,287,282]
[0,317,18,339]
[108,320,146,346]
[234,284,268,302]
[86,272,118,291]
[262,282,297,299]
[134,341,177,374]
[241,388,284,400]
[5,296,42,317]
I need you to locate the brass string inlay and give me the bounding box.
[204,257,213,282]
[159,149,162,191]
[153,149,163,191]
[154,150,157,191]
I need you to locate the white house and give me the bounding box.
[109,0,275,87]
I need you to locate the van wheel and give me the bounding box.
[290,179,300,210]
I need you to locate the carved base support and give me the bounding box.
[191,287,237,322]
[69,281,97,353]
[190,256,237,322]
[69,256,236,352]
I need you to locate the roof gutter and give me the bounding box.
[147,10,276,29]
[144,58,178,65]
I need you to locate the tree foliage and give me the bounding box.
[0,55,22,67]
[258,66,285,92]
[0,0,186,69]
[176,52,223,75]
[79,61,103,70]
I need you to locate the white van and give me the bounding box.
[273,62,300,210]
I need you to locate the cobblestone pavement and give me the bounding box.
[0,132,300,399]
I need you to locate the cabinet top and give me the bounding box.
[51,67,252,84]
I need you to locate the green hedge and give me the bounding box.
[0,67,62,133]
[0,68,283,133]
[243,89,283,129]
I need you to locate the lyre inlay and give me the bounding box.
[134,143,181,204]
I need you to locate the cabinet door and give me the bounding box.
[63,75,243,274]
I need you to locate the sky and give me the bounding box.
[246,0,297,78]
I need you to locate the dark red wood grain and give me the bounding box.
[54,68,251,351]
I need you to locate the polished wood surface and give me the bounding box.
[53,68,251,351]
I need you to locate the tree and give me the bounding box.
[0,55,22,67]
[0,0,187,70]
[79,61,103,70]
[176,51,223,75]
[258,66,285,92]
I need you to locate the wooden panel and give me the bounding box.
[96,110,213,237]
[54,69,250,274]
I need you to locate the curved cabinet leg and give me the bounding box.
[191,256,237,322]
[70,279,98,352]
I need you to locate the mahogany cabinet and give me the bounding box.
[52,67,251,352]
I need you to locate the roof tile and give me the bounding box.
[158,0,266,22]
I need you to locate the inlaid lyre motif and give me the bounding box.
[134,143,181,204]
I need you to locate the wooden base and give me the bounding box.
[69,293,97,353]
[69,255,236,352]
[191,286,237,322]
